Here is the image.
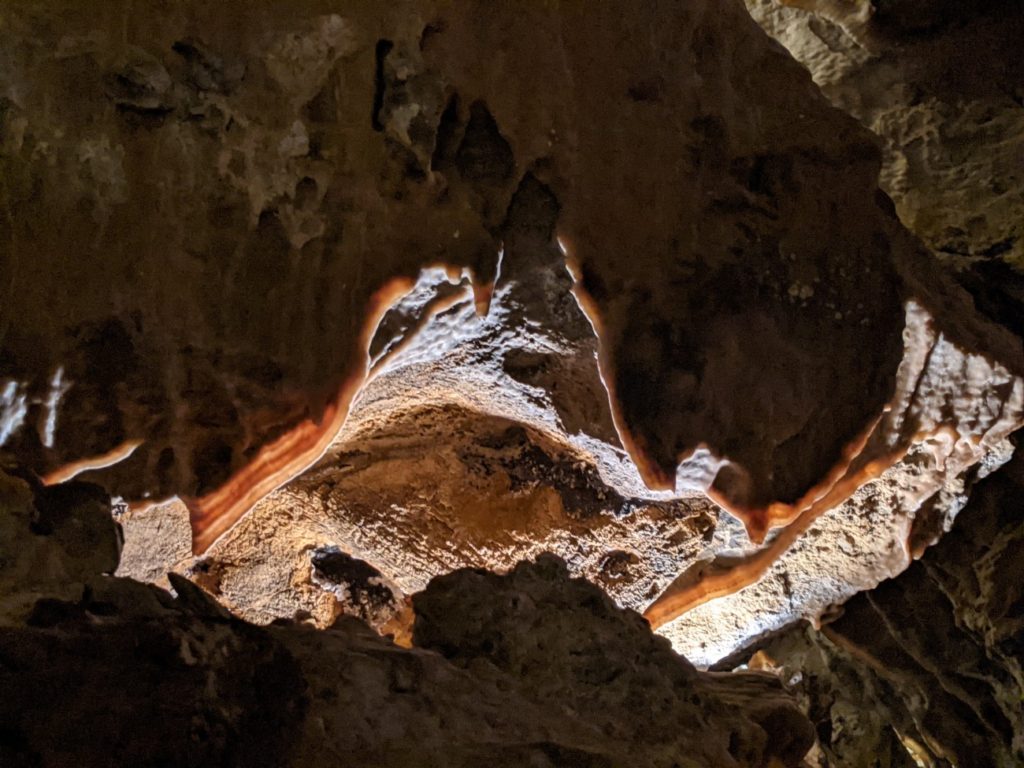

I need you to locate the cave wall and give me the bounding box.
[2,0,1024,763]
[745,0,1024,274]
[742,446,1024,766]
[2,0,1019,545]
[0,470,815,768]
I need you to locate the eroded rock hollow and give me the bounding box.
[2,0,1023,765]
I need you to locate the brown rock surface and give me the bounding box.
[0,469,815,768]
[745,0,1024,272]
[734,446,1024,767]
[2,0,1023,707]
[0,464,121,624]
[2,0,1020,549]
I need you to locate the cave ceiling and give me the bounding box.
[2,0,1023,672]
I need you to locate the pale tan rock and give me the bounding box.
[745,0,1024,269]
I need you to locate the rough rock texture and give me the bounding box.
[735,446,1024,767]
[415,554,816,767]
[0,469,814,768]
[2,0,1020,539]
[3,0,1024,682]
[112,203,718,637]
[116,294,1024,665]
[0,463,121,623]
[745,0,1024,272]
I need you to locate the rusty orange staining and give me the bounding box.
[563,246,677,494]
[644,455,902,629]
[566,240,897,549]
[471,276,495,317]
[41,439,144,486]
[114,260,492,555]
[563,237,944,631]
[709,416,886,545]
[186,275,417,555]
[643,425,961,630]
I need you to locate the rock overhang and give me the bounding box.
[1,0,1022,667]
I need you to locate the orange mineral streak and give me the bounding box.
[709,416,884,546]
[563,247,677,493]
[471,276,495,318]
[369,285,471,378]
[565,240,889,541]
[41,439,144,486]
[186,276,417,555]
[561,240,948,630]
[644,458,899,629]
[643,423,962,630]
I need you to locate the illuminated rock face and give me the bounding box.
[2,0,1024,679]
[115,290,1024,666]
[0,473,815,768]
[737,450,1024,767]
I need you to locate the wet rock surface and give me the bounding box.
[115,294,1024,665]
[9,0,1003,671]
[116,404,717,637]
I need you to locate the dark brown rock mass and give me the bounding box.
[735,445,1024,767]
[1,0,1019,556]
[0,467,814,767]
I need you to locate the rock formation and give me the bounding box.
[733,444,1024,767]
[0,470,814,767]
[2,0,1024,763]
[744,0,1024,291]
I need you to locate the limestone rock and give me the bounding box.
[737,448,1024,767]
[745,0,1024,271]
[1,0,1018,549]
[0,475,815,767]
[1,588,812,767]
[3,0,1024,687]
[115,289,1024,665]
